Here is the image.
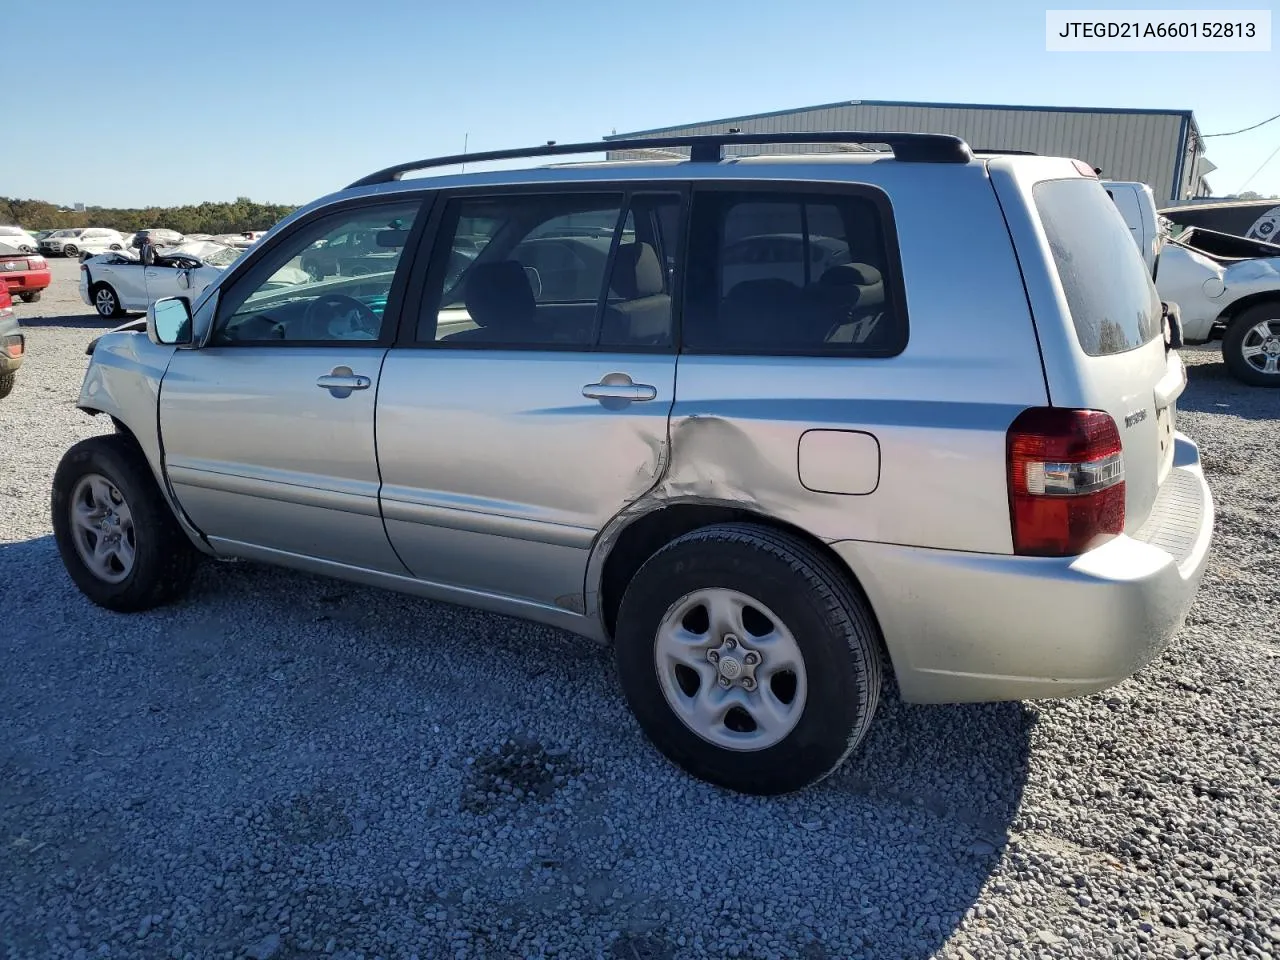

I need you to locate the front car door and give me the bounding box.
[143,260,184,306]
[158,196,427,573]
[376,186,685,613]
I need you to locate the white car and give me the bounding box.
[1154,227,1280,386]
[42,228,127,258]
[79,241,308,318]
[0,226,40,253]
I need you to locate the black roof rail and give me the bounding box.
[347,131,975,188]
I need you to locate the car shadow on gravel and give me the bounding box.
[1179,355,1276,419]
[16,312,116,329]
[0,537,1033,960]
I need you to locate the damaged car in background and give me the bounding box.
[79,241,308,318]
[1155,227,1280,387]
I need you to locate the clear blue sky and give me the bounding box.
[9,0,1278,207]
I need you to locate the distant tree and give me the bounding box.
[0,196,298,234]
[1237,191,1264,200]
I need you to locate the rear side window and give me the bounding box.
[1034,178,1161,356]
[683,188,904,356]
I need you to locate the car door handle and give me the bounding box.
[316,367,371,395]
[582,378,658,402]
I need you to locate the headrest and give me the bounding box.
[820,262,883,287]
[463,260,535,330]
[612,242,665,299]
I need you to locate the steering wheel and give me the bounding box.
[301,293,380,340]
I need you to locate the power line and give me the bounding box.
[1203,112,1280,138]
[1237,142,1280,194]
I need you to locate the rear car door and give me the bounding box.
[376,186,684,610]
[158,196,427,572]
[92,258,149,311]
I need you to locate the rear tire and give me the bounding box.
[0,372,14,399]
[1223,303,1280,387]
[614,522,882,795]
[51,435,200,612]
[63,244,79,257]
[91,283,124,319]
[19,291,41,303]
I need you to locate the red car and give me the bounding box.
[0,284,23,399]
[0,245,51,303]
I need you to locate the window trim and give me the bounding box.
[680,180,909,359]
[202,192,435,349]
[394,181,690,354]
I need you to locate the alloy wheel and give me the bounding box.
[68,473,136,584]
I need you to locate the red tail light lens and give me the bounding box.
[27,256,46,269]
[1007,407,1124,556]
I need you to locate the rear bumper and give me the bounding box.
[833,432,1214,704]
[2,269,51,294]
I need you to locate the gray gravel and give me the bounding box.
[2,258,1278,960]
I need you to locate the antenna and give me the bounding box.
[460,132,469,174]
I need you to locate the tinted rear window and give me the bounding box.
[1034,178,1161,356]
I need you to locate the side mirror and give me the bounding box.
[147,297,194,346]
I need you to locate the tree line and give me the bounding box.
[0,196,298,235]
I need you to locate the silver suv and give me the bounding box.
[52,132,1214,795]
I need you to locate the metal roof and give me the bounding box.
[608,98,1198,140]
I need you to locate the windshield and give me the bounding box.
[203,246,243,268]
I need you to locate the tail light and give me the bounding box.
[3,334,22,359]
[27,256,46,269]
[1007,407,1125,556]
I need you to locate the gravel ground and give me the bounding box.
[1,258,1277,960]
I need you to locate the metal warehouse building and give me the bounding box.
[605,99,1213,203]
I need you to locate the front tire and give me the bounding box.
[91,283,124,319]
[1223,304,1280,387]
[19,291,42,304]
[0,372,14,399]
[615,523,882,795]
[51,435,200,612]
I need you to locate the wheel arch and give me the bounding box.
[78,402,214,556]
[587,497,888,662]
[75,334,214,556]
[1215,290,1280,328]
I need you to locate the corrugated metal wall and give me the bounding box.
[607,104,1188,202]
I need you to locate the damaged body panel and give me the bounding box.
[1156,228,1280,343]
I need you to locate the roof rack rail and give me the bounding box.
[347,131,974,188]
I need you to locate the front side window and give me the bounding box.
[210,200,421,345]
[683,188,903,355]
